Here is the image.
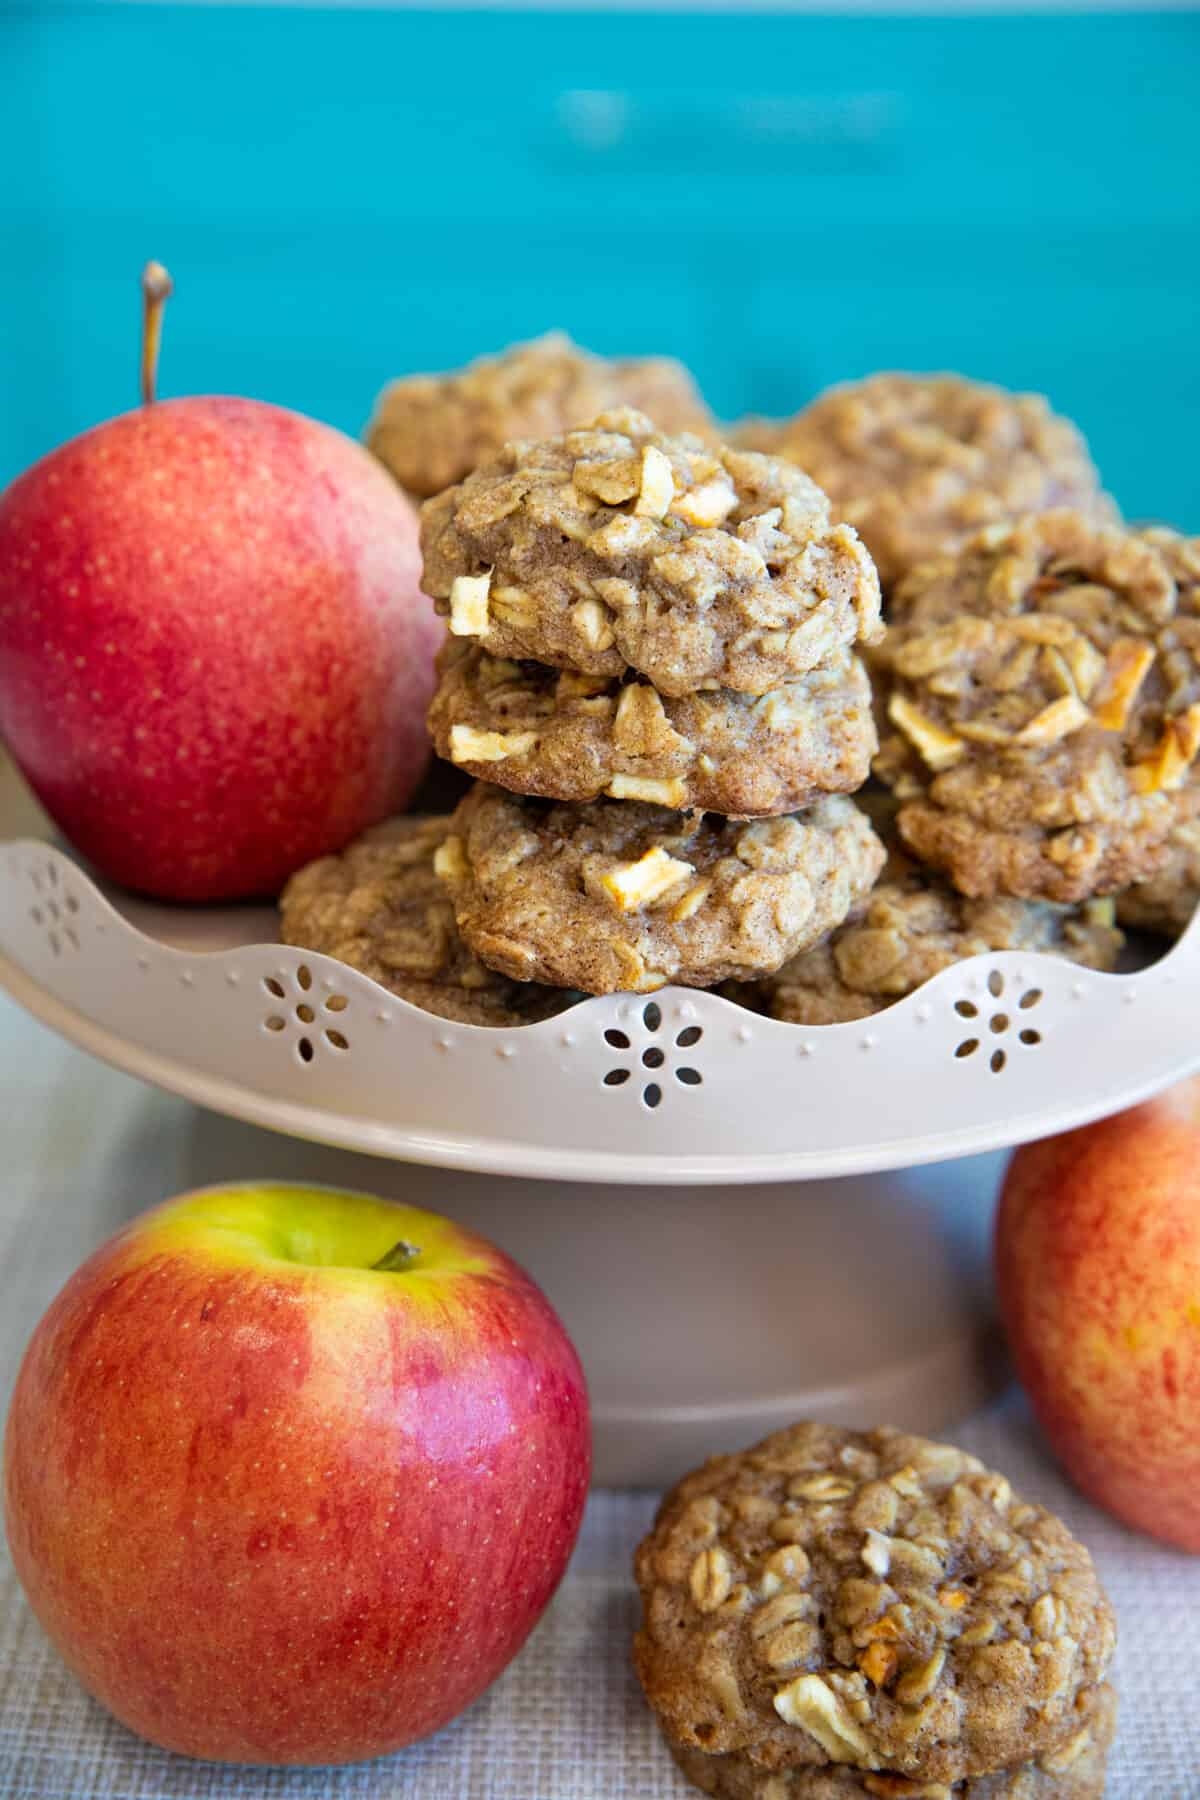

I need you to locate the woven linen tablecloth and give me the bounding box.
[1,993,1198,1799]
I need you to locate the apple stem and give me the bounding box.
[140,261,174,406]
[371,1240,422,1273]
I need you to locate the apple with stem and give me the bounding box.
[3,1182,591,1763]
[0,264,442,901]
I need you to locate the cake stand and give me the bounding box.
[4,762,1198,1484]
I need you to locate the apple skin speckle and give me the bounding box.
[0,396,443,900]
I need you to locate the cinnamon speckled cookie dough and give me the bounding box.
[665,1681,1115,1800]
[633,1423,1116,1787]
[875,511,1195,902]
[279,816,575,1027]
[428,639,876,818]
[420,410,882,697]
[436,783,885,995]
[365,333,713,500]
[729,868,1123,1026]
[742,375,1115,590]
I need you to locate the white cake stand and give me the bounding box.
[4,761,1198,1484]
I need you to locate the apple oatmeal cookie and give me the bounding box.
[1116,528,1200,934]
[667,1679,1115,1799]
[742,375,1115,590]
[366,332,713,499]
[633,1424,1116,1788]
[419,410,882,697]
[435,783,884,995]
[729,867,1123,1026]
[279,816,575,1026]
[874,511,1196,902]
[427,639,876,818]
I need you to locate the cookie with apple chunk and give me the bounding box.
[666,1677,1115,1798]
[633,1422,1116,1789]
[736,373,1114,591]
[419,409,882,698]
[428,638,876,819]
[727,863,1123,1026]
[1116,527,1200,935]
[436,783,884,996]
[279,815,576,1027]
[366,331,713,500]
[874,510,1193,903]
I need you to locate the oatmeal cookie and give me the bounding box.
[437,784,884,995]
[1116,783,1200,935]
[876,511,1195,901]
[428,639,876,818]
[419,409,882,697]
[732,869,1123,1026]
[633,1424,1116,1786]
[278,816,574,1027]
[667,1679,1115,1798]
[365,332,713,499]
[749,375,1114,590]
[1116,529,1200,933]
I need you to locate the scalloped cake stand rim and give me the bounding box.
[3,903,1199,1185]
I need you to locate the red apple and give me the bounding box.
[996,1077,1200,1550]
[2,1182,591,1763]
[0,265,442,901]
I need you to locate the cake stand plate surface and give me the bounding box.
[3,766,1196,1484]
[1,815,1198,1185]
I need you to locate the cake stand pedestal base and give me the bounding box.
[182,1108,1008,1488]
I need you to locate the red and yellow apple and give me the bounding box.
[996,1076,1200,1550]
[3,1182,590,1763]
[0,266,442,901]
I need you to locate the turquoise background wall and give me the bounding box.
[2,5,1198,526]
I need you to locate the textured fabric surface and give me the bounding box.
[0,994,1197,1797]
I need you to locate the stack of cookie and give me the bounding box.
[284,350,1200,1021]
[415,408,890,996]
[634,1422,1118,1800]
[735,503,1200,1027]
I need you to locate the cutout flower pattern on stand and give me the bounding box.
[262,965,350,1064]
[602,1001,704,1108]
[954,971,1043,1073]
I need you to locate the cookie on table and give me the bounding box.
[365,332,713,500]
[1116,528,1200,934]
[730,864,1123,1026]
[428,638,877,818]
[633,1423,1116,1787]
[875,510,1195,903]
[669,1679,1115,1798]
[278,816,575,1027]
[738,374,1115,591]
[666,1679,1115,1798]
[419,409,883,697]
[436,783,885,995]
